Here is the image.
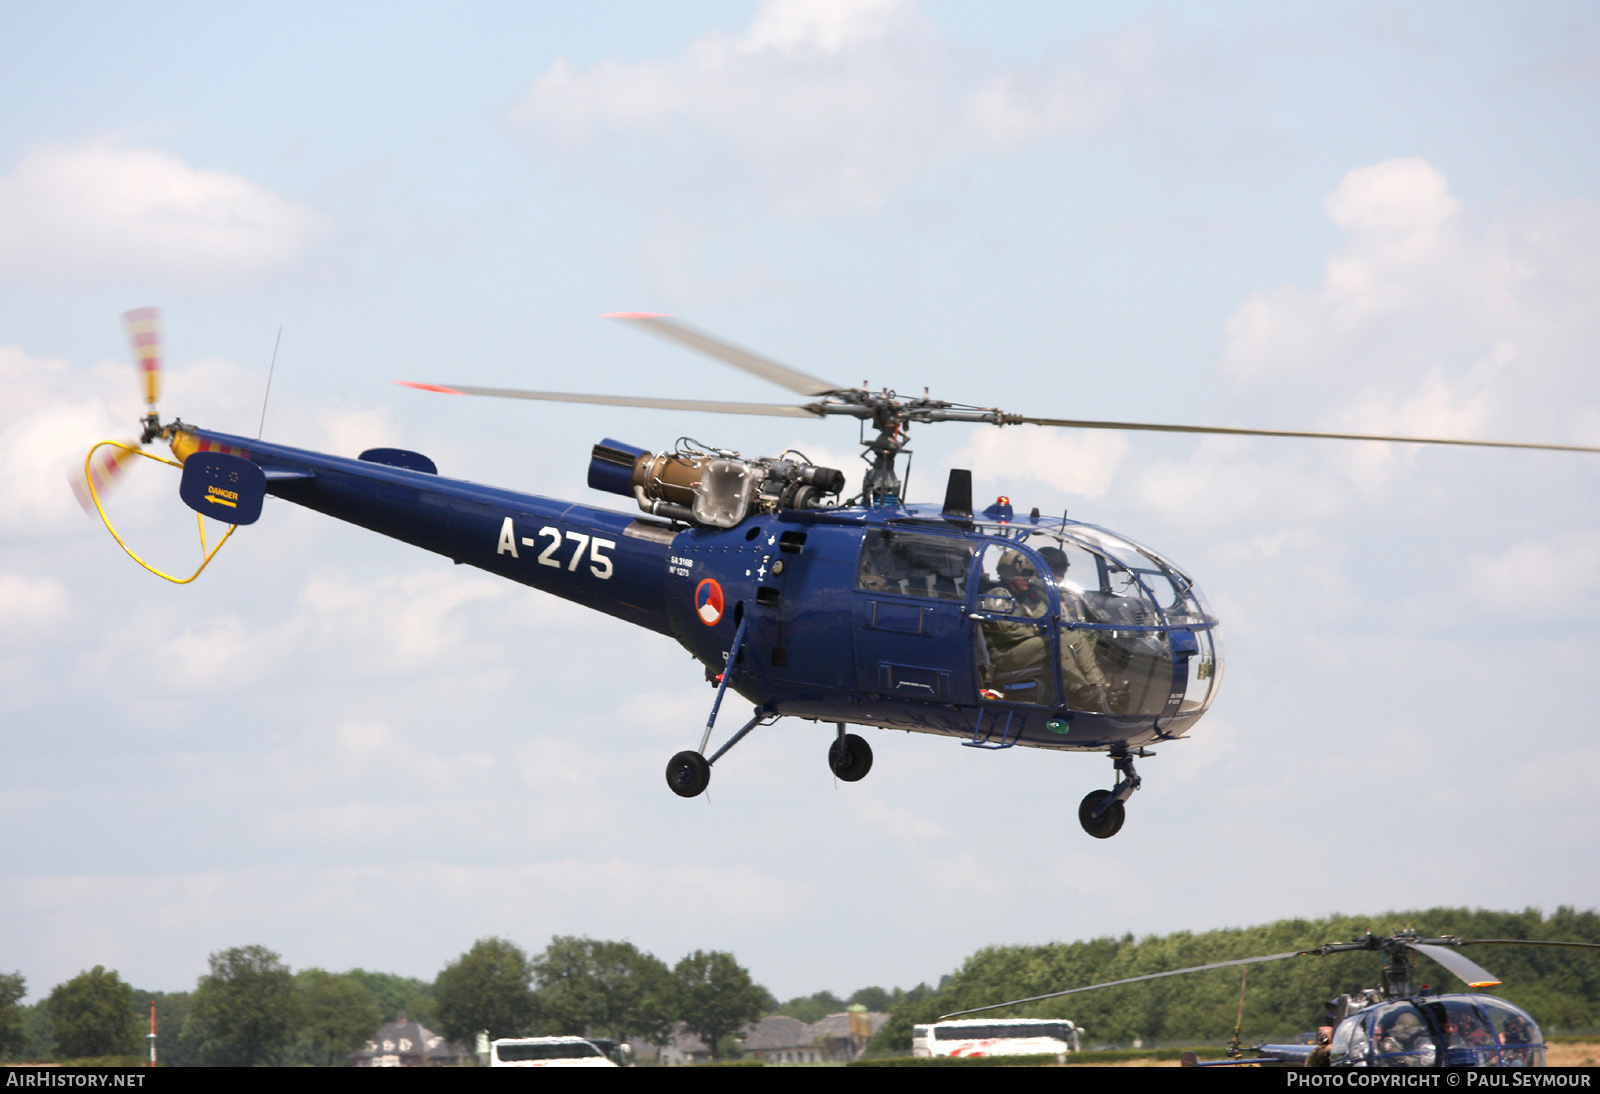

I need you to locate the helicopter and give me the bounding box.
[938,928,1600,1067]
[78,310,1600,838]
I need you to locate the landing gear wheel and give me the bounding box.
[827,733,873,782]
[1078,789,1125,839]
[666,751,710,798]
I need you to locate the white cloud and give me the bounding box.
[294,569,506,671]
[150,615,265,691]
[856,796,946,839]
[1220,158,1474,380]
[1323,157,1462,266]
[0,574,70,634]
[0,347,143,535]
[1466,531,1600,618]
[1151,157,1600,553]
[511,0,1171,214]
[1218,159,1600,446]
[0,141,326,288]
[310,404,404,461]
[949,428,1129,501]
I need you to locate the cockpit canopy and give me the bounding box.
[856,519,1222,725]
[1331,994,1544,1067]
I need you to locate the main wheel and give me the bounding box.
[1078,789,1125,839]
[827,733,873,782]
[666,750,710,798]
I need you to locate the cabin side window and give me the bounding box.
[856,530,973,601]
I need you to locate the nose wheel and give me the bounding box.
[1078,790,1125,838]
[1077,748,1147,839]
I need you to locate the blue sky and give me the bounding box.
[3,1,1598,1008]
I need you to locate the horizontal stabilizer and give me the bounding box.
[359,447,438,474]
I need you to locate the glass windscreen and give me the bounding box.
[1022,524,1222,718]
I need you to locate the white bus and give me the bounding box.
[488,1036,618,1067]
[912,1018,1082,1058]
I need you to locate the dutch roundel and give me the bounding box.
[695,578,724,626]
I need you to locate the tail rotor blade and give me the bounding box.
[124,307,162,411]
[71,442,142,513]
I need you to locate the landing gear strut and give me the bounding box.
[664,613,779,799]
[828,725,873,782]
[1078,748,1147,839]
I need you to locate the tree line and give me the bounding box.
[0,948,405,1067]
[868,906,1600,1053]
[0,935,899,1066]
[7,906,1592,1064]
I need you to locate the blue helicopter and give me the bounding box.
[80,311,1600,838]
[942,929,1600,1067]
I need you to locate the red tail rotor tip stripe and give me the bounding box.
[602,311,670,319]
[395,381,462,394]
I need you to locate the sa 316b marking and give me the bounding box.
[495,517,615,579]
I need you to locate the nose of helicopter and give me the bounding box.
[1048,523,1224,733]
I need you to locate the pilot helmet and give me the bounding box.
[1036,545,1069,579]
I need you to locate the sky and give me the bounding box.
[3,0,1598,1008]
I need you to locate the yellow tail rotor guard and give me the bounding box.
[81,439,237,584]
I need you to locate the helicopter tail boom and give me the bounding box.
[168,427,678,637]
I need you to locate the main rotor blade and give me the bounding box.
[605,313,846,398]
[396,381,821,418]
[1456,939,1600,951]
[938,951,1305,1020]
[1012,415,1600,455]
[1409,944,1501,989]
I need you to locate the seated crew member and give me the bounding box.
[1037,545,1115,712]
[979,551,1053,699]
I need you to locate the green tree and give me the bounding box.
[344,969,436,1026]
[434,937,536,1046]
[185,945,297,1066]
[47,966,137,1059]
[673,950,767,1060]
[848,986,892,1013]
[294,970,382,1067]
[532,936,674,1043]
[776,990,845,1023]
[0,973,25,1060]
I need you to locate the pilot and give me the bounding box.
[977,551,1055,701]
[1376,1009,1427,1060]
[1037,545,1114,712]
[995,551,1050,618]
[1499,1014,1536,1064]
[1501,1014,1534,1046]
